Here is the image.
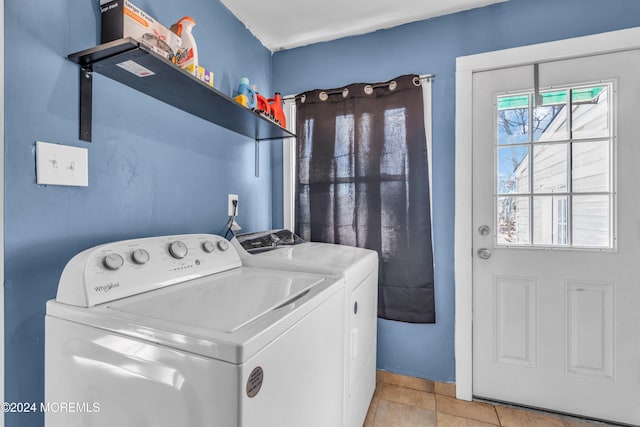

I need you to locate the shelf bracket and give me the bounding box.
[253,135,295,177]
[255,140,260,177]
[79,66,93,142]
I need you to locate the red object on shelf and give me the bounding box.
[256,93,272,119]
[267,93,286,128]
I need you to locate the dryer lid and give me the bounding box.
[232,238,379,286]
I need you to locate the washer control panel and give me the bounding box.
[56,234,241,307]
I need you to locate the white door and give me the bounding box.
[472,49,640,425]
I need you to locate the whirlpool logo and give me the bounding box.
[94,283,120,293]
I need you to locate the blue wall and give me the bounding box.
[271,0,640,382]
[6,0,640,424]
[4,0,273,425]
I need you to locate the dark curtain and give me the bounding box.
[294,74,435,323]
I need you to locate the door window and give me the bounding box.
[495,83,614,248]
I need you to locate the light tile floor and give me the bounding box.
[364,371,618,427]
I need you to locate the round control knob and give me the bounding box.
[217,240,229,251]
[103,253,124,270]
[131,248,150,265]
[202,241,216,253]
[169,241,188,259]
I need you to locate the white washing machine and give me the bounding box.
[45,234,345,427]
[231,230,378,427]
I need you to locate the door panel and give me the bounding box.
[566,281,614,379]
[472,50,640,425]
[494,276,536,368]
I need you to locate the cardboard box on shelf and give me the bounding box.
[100,0,181,61]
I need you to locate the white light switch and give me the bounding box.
[36,141,88,187]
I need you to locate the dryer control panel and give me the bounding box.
[56,234,242,307]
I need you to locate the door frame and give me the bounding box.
[454,26,640,401]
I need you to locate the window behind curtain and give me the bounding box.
[294,74,435,323]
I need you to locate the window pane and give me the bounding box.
[533,144,568,193]
[533,196,569,246]
[497,196,530,245]
[335,183,356,245]
[497,94,530,145]
[381,181,407,258]
[297,185,311,239]
[572,140,610,193]
[572,86,609,139]
[534,90,568,142]
[573,195,611,247]
[497,146,529,194]
[381,108,407,177]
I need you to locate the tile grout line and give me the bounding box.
[493,403,503,426]
[372,397,379,426]
[433,390,441,424]
[434,390,438,423]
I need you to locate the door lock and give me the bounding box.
[478,225,491,236]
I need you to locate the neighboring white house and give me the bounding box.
[498,84,611,248]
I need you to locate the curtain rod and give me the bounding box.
[283,74,434,100]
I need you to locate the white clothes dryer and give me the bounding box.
[45,234,345,427]
[231,230,378,427]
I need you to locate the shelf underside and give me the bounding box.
[68,39,295,141]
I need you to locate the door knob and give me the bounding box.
[477,248,492,259]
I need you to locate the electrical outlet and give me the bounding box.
[36,141,88,187]
[228,194,239,216]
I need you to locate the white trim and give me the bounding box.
[282,97,296,231]
[454,26,640,402]
[454,68,473,401]
[421,77,433,213]
[456,27,640,73]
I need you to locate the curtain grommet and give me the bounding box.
[364,85,373,95]
[300,94,306,103]
[342,88,349,98]
[413,76,421,87]
[319,91,328,101]
[389,81,397,91]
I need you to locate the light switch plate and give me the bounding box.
[36,141,88,187]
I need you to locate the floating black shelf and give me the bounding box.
[67,38,295,143]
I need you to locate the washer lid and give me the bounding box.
[109,268,323,333]
[47,267,341,363]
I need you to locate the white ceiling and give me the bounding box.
[221,0,511,51]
